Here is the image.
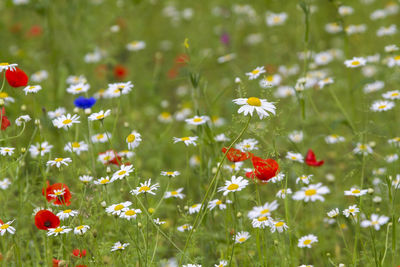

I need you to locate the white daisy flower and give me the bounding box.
[46,157,72,168]
[343,205,359,217]
[288,130,303,143]
[0,63,18,72]
[66,75,87,85]
[208,199,231,210]
[235,138,258,151]
[361,214,389,230]
[325,134,345,144]
[160,171,180,177]
[286,151,304,163]
[269,220,289,233]
[214,134,230,142]
[296,174,313,185]
[15,115,31,126]
[52,114,80,129]
[56,209,78,220]
[259,74,282,88]
[344,57,366,68]
[91,132,110,143]
[64,141,88,155]
[111,241,130,252]
[112,164,134,181]
[382,90,400,100]
[251,216,272,229]
[248,200,279,219]
[74,225,90,235]
[126,131,142,150]
[218,176,248,196]
[0,220,16,236]
[344,187,368,197]
[94,176,114,185]
[47,226,72,236]
[48,107,66,119]
[66,83,90,94]
[164,188,185,199]
[292,183,330,202]
[327,208,340,218]
[275,188,292,199]
[177,224,193,232]
[0,147,15,156]
[370,100,395,112]
[245,66,266,80]
[23,85,42,95]
[298,234,318,248]
[0,178,11,190]
[126,40,146,51]
[130,178,159,195]
[153,218,166,225]
[235,231,250,244]
[105,82,134,97]
[31,70,48,82]
[88,109,111,121]
[215,260,228,267]
[232,97,276,119]
[265,12,287,26]
[353,143,373,155]
[106,201,132,215]
[185,115,210,126]
[119,208,142,220]
[79,175,93,184]
[188,203,202,214]
[173,136,198,146]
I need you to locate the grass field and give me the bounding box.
[1,0,400,266]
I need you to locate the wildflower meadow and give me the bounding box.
[1,0,400,266]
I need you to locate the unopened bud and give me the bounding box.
[368,188,374,194]
[106,167,111,173]
[148,208,155,214]
[124,122,129,127]
[84,108,91,115]
[101,201,106,207]
[21,104,27,111]
[34,119,40,125]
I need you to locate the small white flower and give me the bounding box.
[361,214,389,230]
[47,226,72,236]
[343,205,359,217]
[111,241,130,252]
[286,151,304,163]
[56,209,78,220]
[74,225,90,235]
[88,109,111,121]
[46,157,72,168]
[173,136,198,146]
[245,66,265,80]
[23,85,42,95]
[293,183,330,202]
[106,201,132,216]
[327,208,339,218]
[0,220,16,236]
[164,188,185,199]
[52,114,80,129]
[371,100,395,112]
[235,231,250,243]
[344,57,366,68]
[298,234,318,248]
[344,187,368,197]
[218,176,248,196]
[130,179,159,195]
[112,164,134,181]
[233,97,276,119]
[15,115,31,126]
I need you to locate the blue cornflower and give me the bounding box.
[74,96,96,109]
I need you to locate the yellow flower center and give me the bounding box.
[100,179,109,184]
[378,105,387,109]
[0,224,9,229]
[54,227,63,233]
[303,239,312,245]
[125,210,136,216]
[76,225,84,230]
[118,170,126,176]
[238,237,246,242]
[181,137,190,141]
[0,92,8,98]
[71,142,80,148]
[349,209,355,212]
[251,69,260,75]
[246,97,262,106]
[394,55,400,61]
[55,158,63,162]
[227,183,239,191]
[97,134,104,140]
[191,204,198,208]
[171,191,178,195]
[266,75,274,82]
[0,63,9,66]
[182,225,188,229]
[127,134,136,142]
[63,209,72,213]
[275,222,284,227]
[139,186,150,192]
[305,189,317,196]
[261,209,269,214]
[352,189,360,194]
[96,114,104,120]
[166,171,174,175]
[193,118,203,123]
[273,16,281,23]
[258,216,267,221]
[351,61,360,66]
[391,92,399,96]
[161,112,171,118]
[114,204,124,211]
[216,200,222,205]
[62,119,72,125]
[371,221,378,225]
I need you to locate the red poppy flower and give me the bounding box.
[305,149,324,167]
[27,25,43,38]
[34,210,60,230]
[222,147,253,162]
[99,150,122,166]
[1,108,10,131]
[42,182,72,206]
[72,249,87,258]
[5,67,28,87]
[113,64,128,80]
[174,53,189,66]
[167,67,178,79]
[246,156,279,182]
